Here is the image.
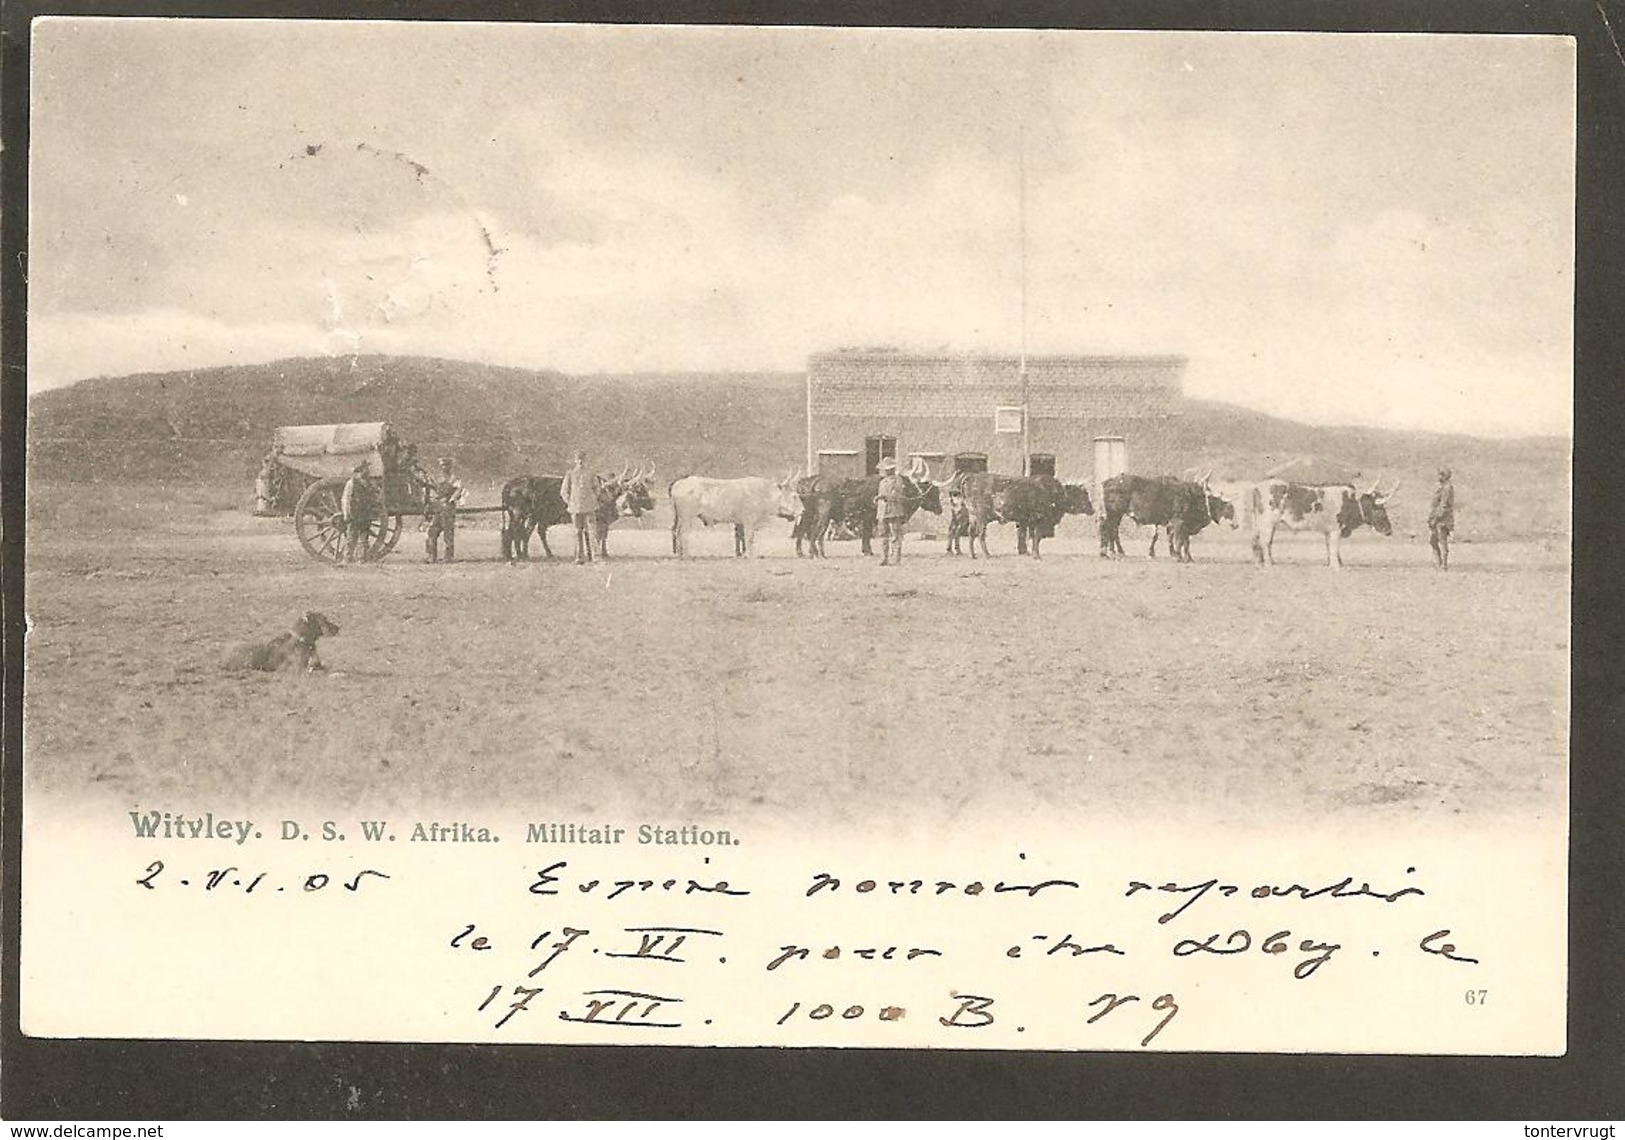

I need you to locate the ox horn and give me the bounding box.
[1383,479,1401,499]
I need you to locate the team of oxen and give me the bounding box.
[787,458,1094,560]
[495,459,1400,567]
[1096,473,1396,566]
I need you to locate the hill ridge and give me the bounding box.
[27,354,1568,537]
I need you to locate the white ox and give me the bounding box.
[1251,479,1397,569]
[669,473,803,558]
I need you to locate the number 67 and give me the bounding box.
[1465,989,1488,1005]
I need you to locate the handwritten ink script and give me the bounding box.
[448,859,1479,1047]
[19,810,1561,1052]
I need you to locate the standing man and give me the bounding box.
[1428,466,1455,571]
[945,486,970,555]
[875,456,907,566]
[561,450,597,565]
[341,461,375,564]
[253,451,280,516]
[425,456,465,563]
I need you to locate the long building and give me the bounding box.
[805,347,1188,488]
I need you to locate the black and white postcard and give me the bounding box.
[17,19,1575,1059]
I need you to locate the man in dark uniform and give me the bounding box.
[425,457,465,563]
[1428,466,1455,571]
[875,457,907,566]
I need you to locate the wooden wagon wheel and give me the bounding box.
[299,477,412,561]
[349,510,400,562]
[293,477,349,563]
[296,479,408,563]
[370,513,405,559]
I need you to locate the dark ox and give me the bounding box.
[954,473,1094,558]
[1250,479,1396,569]
[500,475,568,561]
[1100,474,1235,562]
[792,458,943,558]
[500,463,656,562]
[592,463,657,560]
[790,474,835,558]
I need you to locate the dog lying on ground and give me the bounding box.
[223,611,339,673]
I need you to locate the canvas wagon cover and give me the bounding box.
[272,422,390,479]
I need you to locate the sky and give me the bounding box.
[28,20,1575,435]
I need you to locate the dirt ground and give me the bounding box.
[22,493,1570,830]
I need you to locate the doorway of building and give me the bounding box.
[1028,453,1056,478]
[865,435,897,476]
[954,452,988,474]
[1093,436,1127,487]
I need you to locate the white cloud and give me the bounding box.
[25,29,1573,436]
[27,162,1573,437]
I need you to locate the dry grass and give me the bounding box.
[24,498,1568,831]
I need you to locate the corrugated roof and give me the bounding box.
[809,349,1187,367]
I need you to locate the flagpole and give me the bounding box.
[1019,114,1030,477]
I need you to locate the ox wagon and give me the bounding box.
[253,422,501,563]
[253,422,429,562]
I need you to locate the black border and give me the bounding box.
[4,0,1623,1121]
